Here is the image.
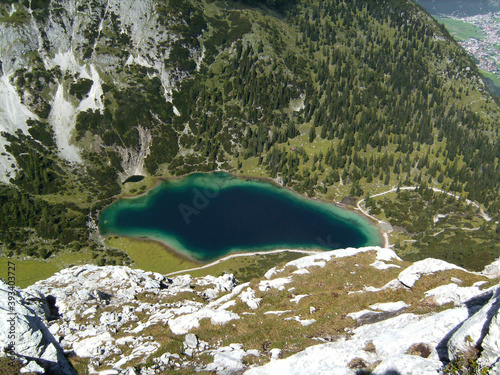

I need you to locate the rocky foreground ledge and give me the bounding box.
[1,246,500,374]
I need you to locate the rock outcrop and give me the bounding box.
[0,280,76,374]
[0,0,191,181]
[1,247,499,374]
[446,286,500,369]
[22,265,239,373]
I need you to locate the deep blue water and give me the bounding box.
[99,173,381,262]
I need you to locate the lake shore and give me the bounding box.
[99,171,386,266]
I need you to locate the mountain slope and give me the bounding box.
[3,247,500,374]
[0,0,499,274]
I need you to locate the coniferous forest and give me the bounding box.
[0,0,499,270]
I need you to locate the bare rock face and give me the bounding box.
[242,249,500,375]
[23,265,239,373]
[184,333,198,350]
[483,259,500,279]
[371,354,443,375]
[447,286,500,368]
[0,279,76,374]
[118,126,152,180]
[481,308,500,369]
[0,0,193,182]
[397,258,466,288]
[3,249,500,375]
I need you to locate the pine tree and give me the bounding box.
[309,126,316,143]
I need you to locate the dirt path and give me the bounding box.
[164,249,321,277]
[167,186,492,277]
[355,185,492,249]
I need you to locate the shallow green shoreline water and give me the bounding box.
[99,173,382,262]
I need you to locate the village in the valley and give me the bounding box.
[449,11,500,85]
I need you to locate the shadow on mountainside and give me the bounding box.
[434,288,500,363]
[237,0,299,13]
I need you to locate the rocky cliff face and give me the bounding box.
[2,247,500,374]
[0,279,76,374]
[0,0,190,182]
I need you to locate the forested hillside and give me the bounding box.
[0,0,499,270]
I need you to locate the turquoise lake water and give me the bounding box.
[99,173,382,262]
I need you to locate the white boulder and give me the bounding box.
[206,344,248,375]
[425,283,488,306]
[447,285,500,366]
[258,278,292,292]
[369,301,409,312]
[240,287,262,310]
[371,354,442,374]
[184,333,198,349]
[0,280,76,374]
[398,259,465,288]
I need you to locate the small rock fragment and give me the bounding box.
[184,333,198,349]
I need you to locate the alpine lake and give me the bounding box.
[99,172,383,263]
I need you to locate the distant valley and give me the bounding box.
[417,0,500,17]
[417,0,500,94]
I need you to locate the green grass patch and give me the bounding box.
[119,175,160,198]
[0,247,100,287]
[367,188,500,270]
[0,257,59,288]
[480,69,500,87]
[105,236,199,274]
[184,251,308,282]
[0,357,23,375]
[438,18,486,41]
[165,251,492,369]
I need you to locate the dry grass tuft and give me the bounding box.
[348,357,369,369]
[99,249,498,372]
[364,341,377,353]
[407,342,432,358]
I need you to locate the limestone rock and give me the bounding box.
[239,287,262,310]
[424,283,490,306]
[258,278,292,292]
[481,306,500,368]
[244,306,474,374]
[369,301,409,312]
[205,344,248,374]
[6,250,500,375]
[491,360,500,375]
[447,286,500,363]
[284,246,401,273]
[20,361,45,374]
[72,332,115,357]
[19,265,241,372]
[483,258,500,279]
[398,258,465,288]
[0,280,76,374]
[270,348,282,360]
[371,354,442,375]
[184,333,199,349]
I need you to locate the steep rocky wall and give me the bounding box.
[0,0,186,181]
[0,279,76,374]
